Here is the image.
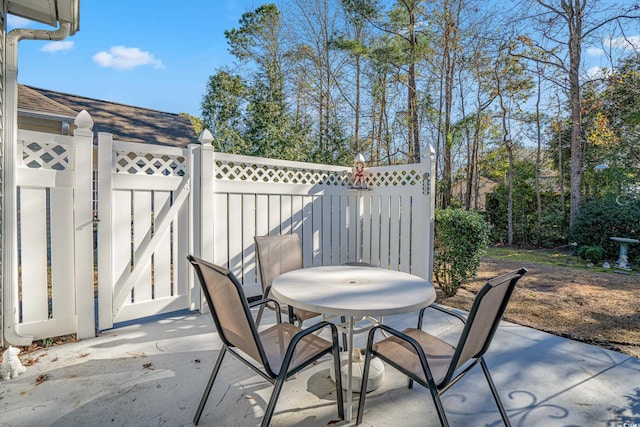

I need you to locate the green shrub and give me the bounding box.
[434,208,490,297]
[570,196,640,261]
[577,245,604,263]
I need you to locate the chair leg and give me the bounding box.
[262,371,288,427]
[332,337,345,420]
[255,305,265,327]
[480,358,511,427]
[194,346,227,425]
[428,386,450,427]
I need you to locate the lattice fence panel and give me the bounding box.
[366,169,421,187]
[115,151,186,176]
[22,141,71,171]
[214,160,350,186]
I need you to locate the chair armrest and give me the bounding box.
[249,297,280,310]
[366,324,440,387]
[287,321,339,356]
[278,321,339,377]
[418,303,467,329]
[249,297,282,323]
[292,320,337,341]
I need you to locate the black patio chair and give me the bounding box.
[187,255,344,427]
[356,268,527,427]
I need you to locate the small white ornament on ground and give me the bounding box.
[0,346,27,380]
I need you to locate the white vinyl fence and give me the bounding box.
[2,114,435,345]
[193,141,435,298]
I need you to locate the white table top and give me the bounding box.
[271,265,435,317]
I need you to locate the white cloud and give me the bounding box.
[41,41,74,53]
[585,65,613,80]
[7,15,32,28]
[92,46,164,70]
[586,47,604,56]
[589,35,640,56]
[607,34,640,51]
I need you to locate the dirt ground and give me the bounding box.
[437,258,640,358]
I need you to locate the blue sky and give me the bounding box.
[9,1,267,116]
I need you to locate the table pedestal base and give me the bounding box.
[329,352,385,392]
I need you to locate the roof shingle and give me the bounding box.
[20,85,197,147]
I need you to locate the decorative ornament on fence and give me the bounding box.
[351,153,368,190]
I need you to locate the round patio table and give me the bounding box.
[271,265,436,421]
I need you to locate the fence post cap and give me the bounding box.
[198,129,214,145]
[75,110,93,130]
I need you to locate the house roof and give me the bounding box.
[21,85,197,147]
[19,84,77,119]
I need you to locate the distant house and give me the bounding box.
[452,176,498,211]
[18,84,197,147]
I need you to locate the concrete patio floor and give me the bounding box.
[1,306,639,427]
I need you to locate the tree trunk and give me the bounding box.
[535,69,542,224]
[567,0,584,227]
[355,54,361,153]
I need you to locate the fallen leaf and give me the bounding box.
[142,362,154,370]
[51,357,58,362]
[35,374,48,385]
[23,357,38,366]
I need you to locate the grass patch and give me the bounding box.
[484,246,576,266]
[483,246,638,273]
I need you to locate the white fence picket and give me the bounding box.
[242,194,257,287]
[133,191,152,303]
[399,196,412,273]
[50,188,75,319]
[19,188,48,323]
[153,191,172,299]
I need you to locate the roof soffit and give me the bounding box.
[7,0,79,34]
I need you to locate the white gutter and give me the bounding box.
[2,22,71,346]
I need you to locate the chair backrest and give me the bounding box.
[254,234,303,294]
[445,268,527,385]
[187,255,264,363]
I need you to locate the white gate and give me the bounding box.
[8,111,95,341]
[96,133,193,330]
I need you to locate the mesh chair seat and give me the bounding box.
[373,328,455,386]
[259,322,332,375]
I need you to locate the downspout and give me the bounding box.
[2,22,71,346]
